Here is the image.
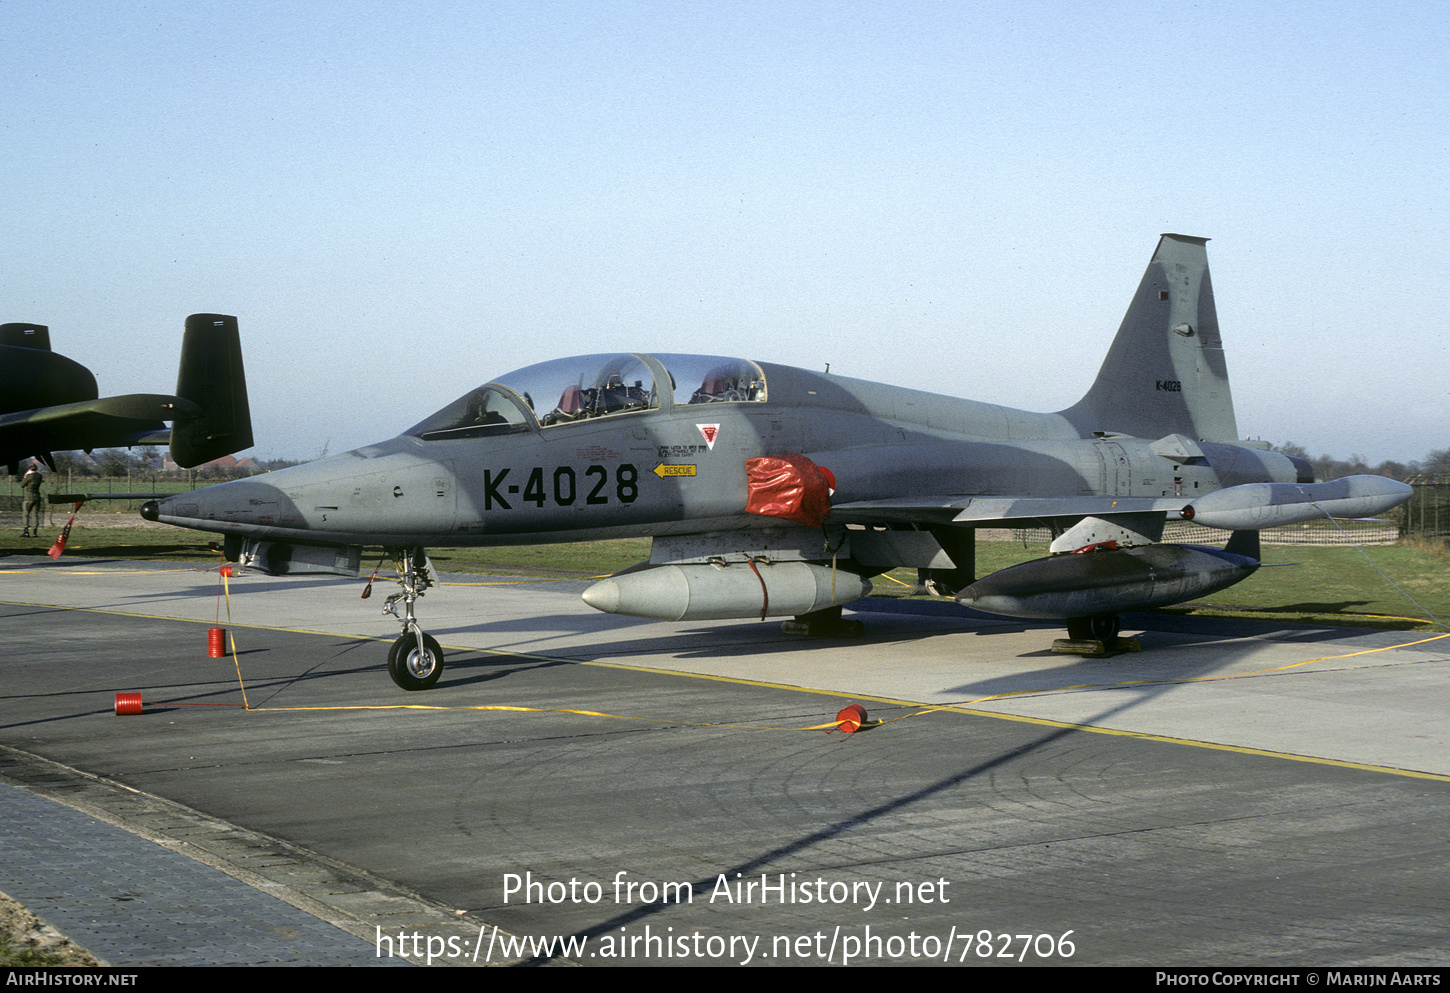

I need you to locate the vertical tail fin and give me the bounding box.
[0,323,51,350]
[1062,234,1238,443]
[169,314,253,467]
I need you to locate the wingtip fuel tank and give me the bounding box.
[1180,475,1413,531]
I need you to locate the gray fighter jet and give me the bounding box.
[141,236,1411,690]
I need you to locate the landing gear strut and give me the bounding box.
[381,547,445,690]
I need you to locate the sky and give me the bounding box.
[4,0,1447,464]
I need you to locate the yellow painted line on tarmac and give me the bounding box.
[877,572,917,588]
[0,568,210,575]
[244,700,848,732]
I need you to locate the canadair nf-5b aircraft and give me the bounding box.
[141,236,1410,690]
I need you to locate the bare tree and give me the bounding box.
[1423,449,1450,482]
[98,449,130,477]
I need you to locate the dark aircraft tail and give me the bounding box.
[169,314,253,467]
[1061,234,1239,443]
[0,323,52,350]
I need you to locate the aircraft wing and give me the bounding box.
[128,427,175,445]
[0,393,202,463]
[828,494,1188,527]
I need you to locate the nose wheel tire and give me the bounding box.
[388,633,445,691]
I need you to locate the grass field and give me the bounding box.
[3,508,1447,632]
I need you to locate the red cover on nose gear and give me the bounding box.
[744,455,834,528]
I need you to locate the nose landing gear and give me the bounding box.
[381,547,445,690]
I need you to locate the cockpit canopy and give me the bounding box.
[407,353,766,440]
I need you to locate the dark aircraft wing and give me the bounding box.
[0,394,202,464]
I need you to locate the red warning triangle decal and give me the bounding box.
[697,423,719,450]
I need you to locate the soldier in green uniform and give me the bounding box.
[20,463,43,537]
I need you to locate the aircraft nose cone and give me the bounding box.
[581,579,621,614]
[139,500,160,522]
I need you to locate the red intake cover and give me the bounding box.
[744,455,833,528]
